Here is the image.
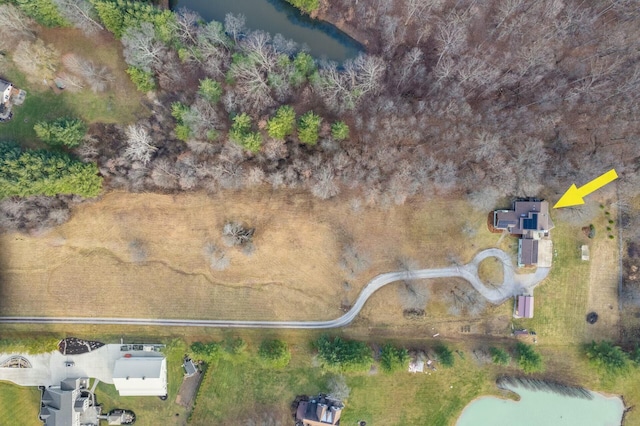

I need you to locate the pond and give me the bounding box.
[457,383,625,426]
[171,0,362,62]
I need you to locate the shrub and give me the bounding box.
[286,0,320,14]
[126,66,156,92]
[316,335,373,372]
[515,342,543,373]
[34,118,87,148]
[258,339,291,368]
[331,121,350,141]
[379,343,409,373]
[489,347,510,366]
[190,341,222,360]
[298,111,322,145]
[224,336,247,355]
[435,344,454,368]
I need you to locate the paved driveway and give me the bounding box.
[0,344,164,387]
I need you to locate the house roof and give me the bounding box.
[517,296,534,318]
[39,378,90,426]
[183,358,197,377]
[494,201,554,237]
[0,78,11,92]
[112,357,167,396]
[519,239,539,266]
[296,395,343,426]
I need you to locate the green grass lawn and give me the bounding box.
[93,339,189,426]
[514,221,591,344]
[0,382,42,425]
[188,338,497,426]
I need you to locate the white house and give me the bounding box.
[0,79,12,104]
[112,356,167,397]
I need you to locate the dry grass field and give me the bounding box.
[0,190,509,323]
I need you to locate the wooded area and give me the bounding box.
[0,0,638,232]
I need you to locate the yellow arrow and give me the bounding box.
[553,169,618,208]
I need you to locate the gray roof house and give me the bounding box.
[296,394,343,426]
[1,78,12,104]
[39,378,99,426]
[494,200,554,267]
[0,77,26,121]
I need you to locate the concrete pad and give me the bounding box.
[537,239,553,268]
[0,344,165,387]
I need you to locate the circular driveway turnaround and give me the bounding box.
[0,249,548,329]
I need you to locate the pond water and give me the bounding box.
[171,0,362,62]
[456,385,624,426]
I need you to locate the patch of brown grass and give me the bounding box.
[0,190,507,325]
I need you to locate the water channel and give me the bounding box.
[456,384,625,426]
[171,0,362,62]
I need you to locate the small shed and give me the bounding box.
[182,357,197,377]
[581,245,590,261]
[515,295,534,318]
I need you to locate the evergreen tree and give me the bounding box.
[379,344,409,373]
[516,342,543,373]
[585,341,629,374]
[315,335,373,372]
[331,121,349,141]
[489,347,510,366]
[16,0,67,27]
[267,105,296,140]
[126,66,156,92]
[298,111,322,145]
[258,339,291,368]
[34,118,87,148]
[198,78,223,104]
[0,141,102,198]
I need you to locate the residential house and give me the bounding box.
[296,394,343,426]
[494,200,554,267]
[39,377,99,426]
[0,77,26,121]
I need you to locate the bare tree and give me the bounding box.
[13,39,59,83]
[311,165,340,199]
[121,22,165,72]
[62,54,114,92]
[128,239,148,263]
[443,284,486,316]
[397,257,430,311]
[0,4,35,42]
[326,375,350,401]
[224,13,246,43]
[203,242,230,271]
[52,0,103,34]
[124,124,157,165]
[222,221,254,248]
[339,244,370,279]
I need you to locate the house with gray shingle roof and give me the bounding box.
[39,377,100,426]
[494,200,554,268]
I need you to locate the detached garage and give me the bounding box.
[515,295,534,319]
[112,357,167,397]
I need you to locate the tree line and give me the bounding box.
[0,0,639,232]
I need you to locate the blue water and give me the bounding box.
[457,385,624,426]
[172,0,362,62]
